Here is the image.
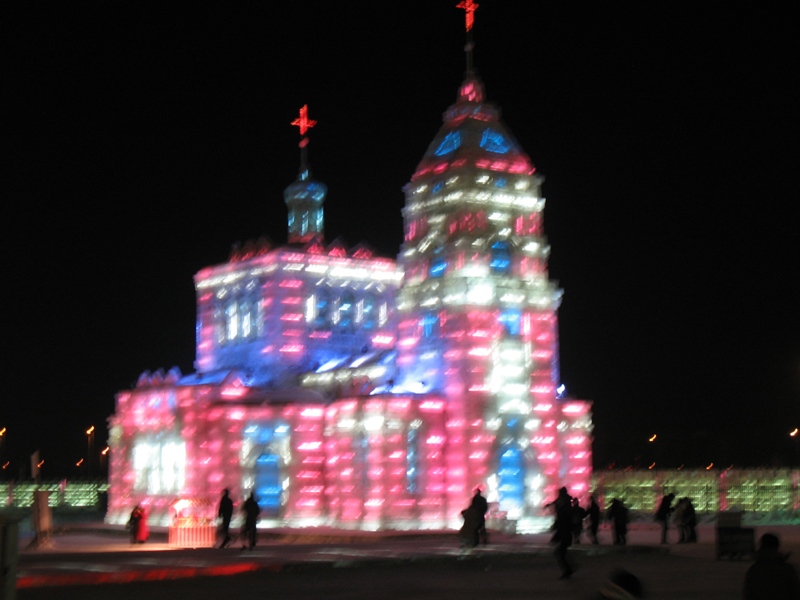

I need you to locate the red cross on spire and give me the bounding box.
[456,0,478,32]
[291,104,317,137]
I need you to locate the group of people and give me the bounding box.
[127,489,261,550]
[217,488,261,550]
[654,492,698,544]
[544,488,630,579]
[549,491,622,546]
[560,491,701,548]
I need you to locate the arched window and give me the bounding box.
[243,421,290,517]
[360,294,376,330]
[337,291,355,329]
[312,289,330,329]
[225,301,239,341]
[497,446,525,517]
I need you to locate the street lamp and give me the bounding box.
[0,427,6,474]
[791,428,798,466]
[100,446,109,475]
[86,426,95,478]
[648,434,658,467]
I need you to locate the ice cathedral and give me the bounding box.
[106,7,593,533]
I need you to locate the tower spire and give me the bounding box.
[285,104,326,244]
[456,0,478,74]
[291,104,317,179]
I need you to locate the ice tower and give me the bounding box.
[394,6,591,521]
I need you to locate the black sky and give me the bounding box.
[5,2,798,478]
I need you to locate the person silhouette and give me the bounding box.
[587,495,601,544]
[127,504,142,544]
[470,487,489,545]
[654,493,675,544]
[240,492,260,550]
[127,504,148,544]
[607,498,628,545]
[217,488,234,548]
[571,497,587,544]
[743,532,800,599]
[550,486,575,578]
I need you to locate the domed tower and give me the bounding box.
[395,3,591,524]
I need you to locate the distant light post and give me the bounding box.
[648,434,657,467]
[101,446,109,474]
[0,427,6,474]
[86,426,95,478]
[791,428,798,466]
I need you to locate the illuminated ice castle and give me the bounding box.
[107,7,593,531]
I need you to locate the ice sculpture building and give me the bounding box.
[107,11,593,532]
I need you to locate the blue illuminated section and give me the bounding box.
[338,292,355,328]
[480,129,511,154]
[498,308,521,336]
[498,446,525,512]
[421,313,439,338]
[490,241,511,273]
[255,454,281,513]
[244,421,290,515]
[434,131,461,156]
[429,257,447,278]
[313,290,330,329]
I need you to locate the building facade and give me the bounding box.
[107,31,592,532]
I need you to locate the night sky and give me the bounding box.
[5,3,798,479]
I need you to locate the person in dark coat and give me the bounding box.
[606,498,629,545]
[743,532,800,599]
[549,486,575,578]
[587,495,601,544]
[458,504,481,549]
[682,497,697,543]
[571,497,587,544]
[127,504,148,544]
[240,492,260,550]
[217,488,234,548]
[654,493,675,544]
[470,487,489,545]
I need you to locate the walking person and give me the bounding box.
[672,497,687,543]
[240,492,260,550]
[217,488,234,548]
[743,532,800,599]
[587,495,601,544]
[606,498,629,545]
[127,504,148,544]
[654,492,675,544]
[127,504,142,544]
[458,503,480,550]
[470,487,489,545]
[549,486,575,579]
[571,497,587,544]
[683,497,698,543]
